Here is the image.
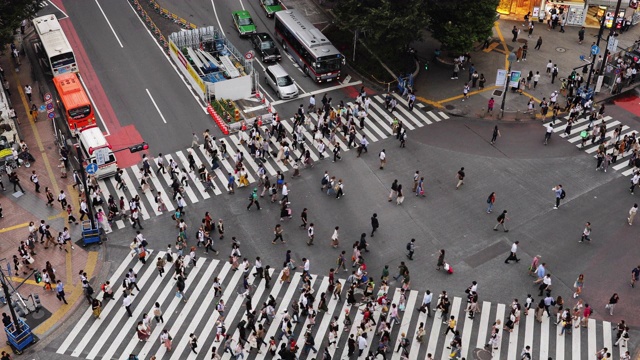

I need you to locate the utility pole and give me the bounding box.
[599,0,624,75]
[585,11,607,89]
[0,269,22,334]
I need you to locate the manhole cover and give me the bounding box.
[493,90,503,97]
[472,348,493,360]
[445,104,455,110]
[556,47,566,53]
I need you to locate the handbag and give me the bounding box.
[288,261,295,270]
[26,256,35,264]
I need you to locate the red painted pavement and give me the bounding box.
[341,85,375,100]
[614,94,640,117]
[54,0,144,168]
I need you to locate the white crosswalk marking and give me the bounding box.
[545,114,640,177]
[57,251,621,360]
[93,97,449,229]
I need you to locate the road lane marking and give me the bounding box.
[78,73,110,136]
[271,80,362,106]
[94,0,124,48]
[146,89,168,124]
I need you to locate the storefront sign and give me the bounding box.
[508,71,522,88]
[532,7,540,18]
[496,69,507,87]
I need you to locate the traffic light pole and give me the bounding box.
[586,10,608,89]
[75,145,96,230]
[599,0,624,75]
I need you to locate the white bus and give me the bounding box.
[274,9,344,83]
[33,15,78,76]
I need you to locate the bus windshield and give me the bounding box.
[316,57,342,73]
[69,105,91,119]
[51,53,76,68]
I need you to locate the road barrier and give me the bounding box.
[148,0,197,30]
[130,0,169,51]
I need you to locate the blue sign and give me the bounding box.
[39,105,46,112]
[47,112,55,119]
[86,163,98,175]
[46,103,54,110]
[591,45,600,55]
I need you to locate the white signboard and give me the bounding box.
[496,69,507,87]
[607,37,619,52]
[595,75,604,93]
[94,148,109,166]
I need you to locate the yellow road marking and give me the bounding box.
[438,86,500,104]
[494,21,509,70]
[11,69,61,197]
[415,96,443,109]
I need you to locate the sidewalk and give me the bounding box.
[410,19,640,119]
[0,24,100,350]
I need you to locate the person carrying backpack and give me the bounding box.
[406,239,416,260]
[553,184,565,209]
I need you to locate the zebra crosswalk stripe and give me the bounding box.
[55,250,625,360]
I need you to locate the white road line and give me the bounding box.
[539,311,550,360]
[440,297,461,360]
[189,147,222,195]
[132,257,207,360]
[255,274,303,360]
[328,300,351,358]
[476,301,491,349]
[176,150,211,200]
[121,169,150,219]
[47,0,69,19]
[146,89,168,124]
[94,0,124,48]
[506,314,520,360]
[439,111,450,119]
[294,277,326,357]
[125,1,205,111]
[556,314,565,360]
[223,141,257,185]
[164,154,199,204]
[426,297,445,358]
[459,301,474,359]
[210,0,224,39]
[270,81,363,106]
[572,316,581,360]
[171,263,240,360]
[80,254,161,358]
[56,251,141,354]
[391,290,418,360]
[524,309,535,358]
[587,318,597,360]
[312,279,343,354]
[493,303,506,360]
[426,111,440,123]
[184,262,234,360]
[77,73,110,136]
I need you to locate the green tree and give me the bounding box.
[334,0,429,56]
[0,0,43,46]
[427,0,499,54]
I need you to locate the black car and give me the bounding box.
[250,33,281,63]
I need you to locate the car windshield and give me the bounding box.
[277,76,294,86]
[264,0,278,5]
[260,41,275,50]
[238,17,253,26]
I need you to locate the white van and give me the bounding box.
[78,126,118,178]
[265,64,298,99]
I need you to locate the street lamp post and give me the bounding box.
[500,52,517,118]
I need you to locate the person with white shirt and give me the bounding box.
[122,292,133,317]
[280,183,289,203]
[505,241,520,263]
[301,258,310,278]
[418,290,432,317]
[379,149,386,170]
[630,172,640,194]
[357,333,368,356]
[544,123,553,145]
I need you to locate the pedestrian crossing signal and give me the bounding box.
[424,61,429,70]
[129,142,149,153]
[34,271,42,284]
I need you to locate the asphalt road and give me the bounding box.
[61,0,211,155]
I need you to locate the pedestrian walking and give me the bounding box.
[272,224,284,244]
[605,293,619,315]
[247,188,261,210]
[406,238,415,260]
[628,204,637,225]
[379,149,386,169]
[396,184,404,205]
[55,280,68,304]
[490,126,500,144]
[578,27,585,44]
[29,171,40,193]
[511,26,518,42]
[573,274,584,298]
[436,249,445,271]
[553,184,565,209]
[455,167,465,189]
[486,192,496,213]
[370,213,379,237]
[487,97,495,114]
[189,333,198,354]
[24,85,32,102]
[535,36,542,50]
[578,222,591,243]
[494,210,509,232]
[462,83,469,101]
[504,241,520,263]
[331,226,340,248]
[551,64,559,84]
[388,179,398,201]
